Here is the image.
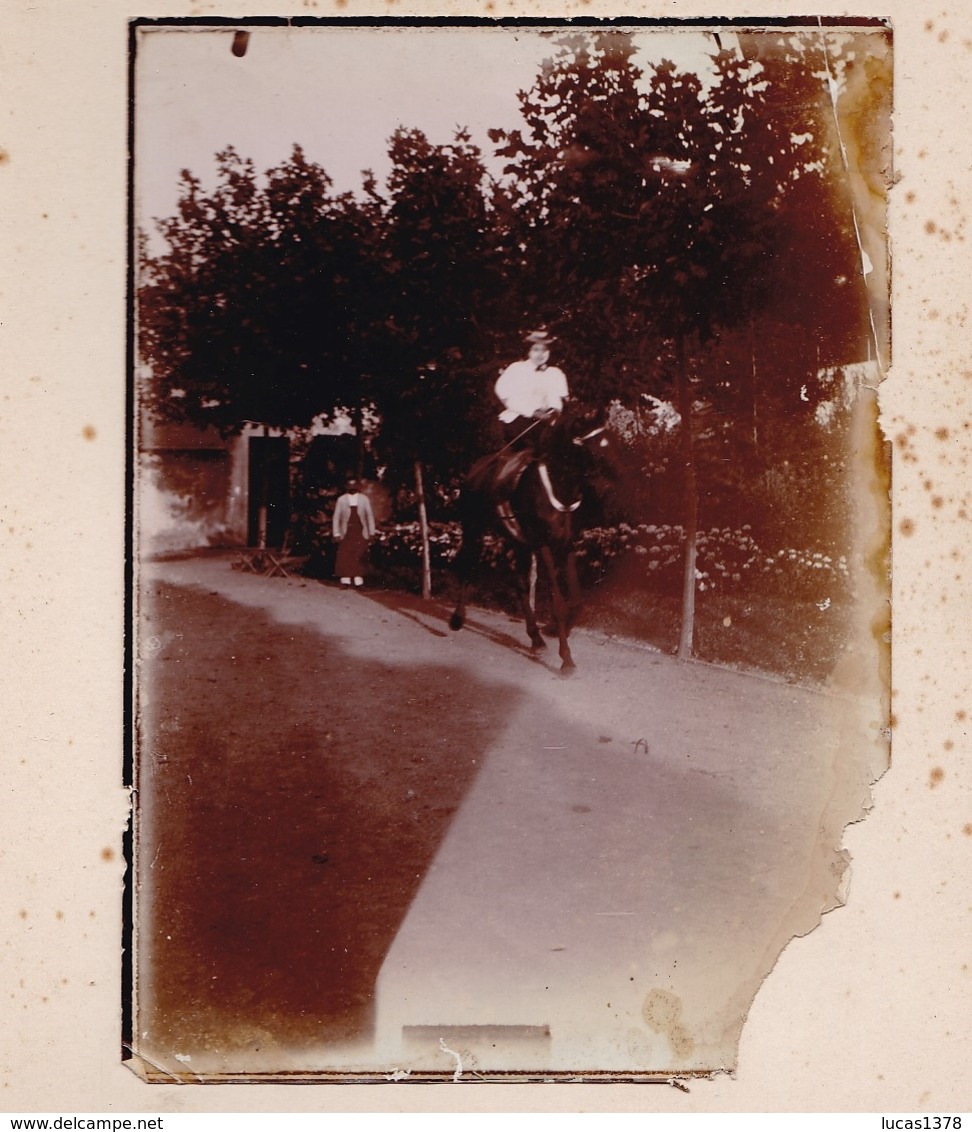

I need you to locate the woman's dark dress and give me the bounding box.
[335,504,369,579]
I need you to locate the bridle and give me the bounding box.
[573,424,606,445]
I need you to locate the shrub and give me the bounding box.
[367,519,850,604]
[576,523,851,601]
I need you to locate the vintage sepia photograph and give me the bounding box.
[129,19,892,1082]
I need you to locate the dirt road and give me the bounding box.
[132,554,880,1080]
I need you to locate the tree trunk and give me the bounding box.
[352,396,365,477]
[414,460,432,600]
[675,332,698,661]
[749,314,759,452]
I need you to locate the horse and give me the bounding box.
[448,407,605,673]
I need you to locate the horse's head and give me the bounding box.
[526,404,600,515]
[532,404,612,530]
[540,403,609,466]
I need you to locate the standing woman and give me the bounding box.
[332,477,376,588]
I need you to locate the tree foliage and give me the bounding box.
[138,146,385,436]
[372,128,503,490]
[138,27,885,564]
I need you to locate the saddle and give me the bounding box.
[465,447,535,504]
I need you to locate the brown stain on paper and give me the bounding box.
[642,987,695,1059]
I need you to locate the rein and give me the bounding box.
[494,415,547,458]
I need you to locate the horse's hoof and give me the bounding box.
[560,660,577,675]
[449,613,464,632]
[530,636,547,650]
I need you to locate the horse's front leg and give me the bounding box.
[513,547,545,650]
[539,546,575,672]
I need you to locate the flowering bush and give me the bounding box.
[576,523,851,601]
[372,521,459,568]
[369,519,851,602]
[371,521,520,576]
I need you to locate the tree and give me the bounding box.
[489,28,877,656]
[376,128,504,474]
[138,146,386,437]
[490,33,658,398]
[696,31,880,562]
[370,128,503,595]
[493,33,770,654]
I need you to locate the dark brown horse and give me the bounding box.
[449,409,604,672]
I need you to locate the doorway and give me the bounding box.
[247,436,290,548]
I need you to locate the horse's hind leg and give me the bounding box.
[449,548,470,631]
[539,546,575,672]
[449,586,466,632]
[564,550,582,632]
[513,548,545,650]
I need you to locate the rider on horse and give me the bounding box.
[494,329,569,453]
[469,329,569,501]
[452,330,587,671]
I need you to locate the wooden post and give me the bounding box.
[414,460,432,600]
[529,553,538,614]
[675,332,698,661]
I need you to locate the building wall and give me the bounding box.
[137,421,248,555]
[137,417,384,556]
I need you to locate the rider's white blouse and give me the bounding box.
[494,360,569,423]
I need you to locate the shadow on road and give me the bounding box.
[358,585,553,669]
[135,581,519,1071]
[352,586,453,639]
